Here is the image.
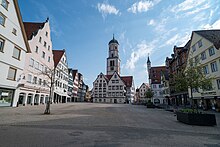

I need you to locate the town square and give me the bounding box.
[1,0,220,146]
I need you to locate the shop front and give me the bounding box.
[0,88,14,107]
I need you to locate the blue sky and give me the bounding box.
[18,0,220,89]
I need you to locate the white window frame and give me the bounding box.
[1,0,9,10]
[0,12,6,26]
[7,67,16,81]
[12,47,21,60]
[210,61,218,72]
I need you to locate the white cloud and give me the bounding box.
[201,19,220,29]
[185,3,211,15]
[128,0,160,14]
[171,0,206,13]
[148,19,156,26]
[161,32,190,48]
[97,3,120,19]
[125,40,155,70]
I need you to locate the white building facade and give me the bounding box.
[16,19,54,106]
[138,83,150,103]
[53,50,69,103]
[186,30,220,109]
[0,0,30,107]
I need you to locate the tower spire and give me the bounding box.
[113,34,115,40]
[147,53,151,63]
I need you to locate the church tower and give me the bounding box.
[107,35,121,75]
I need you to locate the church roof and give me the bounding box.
[52,49,65,67]
[108,35,119,45]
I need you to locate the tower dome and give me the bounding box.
[108,34,119,45]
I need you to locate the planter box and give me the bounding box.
[176,112,217,126]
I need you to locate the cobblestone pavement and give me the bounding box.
[0,103,220,147]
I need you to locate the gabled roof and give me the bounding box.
[194,30,220,49]
[121,76,133,87]
[140,83,150,89]
[72,70,78,79]
[23,22,45,40]
[52,50,65,67]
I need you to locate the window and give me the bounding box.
[7,67,16,81]
[48,45,50,51]
[12,47,21,60]
[0,12,6,26]
[108,92,111,96]
[39,37,42,43]
[44,41,47,47]
[217,79,220,90]
[198,40,202,48]
[195,56,199,64]
[0,38,5,52]
[35,61,39,70]
[112,80,115,83]
[108,86,111,90]
[153,84,157,88]
[33,77,37,84]
[35,46,38,53]
[201,51,206,60]
[46,31,48,37]
[39,64,43,71]
[209,47,215,56]
[38,78,41,85]
[192,45,196,52]
[203,65,209,75]
[1,0,8,10]
[12,28,17,35]
[42,51,45,58]
[110,60,115,66]
[29,58,34,67]
[43,80,46,86]
[210,62,218,72]
[27,74,32,83]
[48,56,50,62]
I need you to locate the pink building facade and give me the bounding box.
[16,18,54,106]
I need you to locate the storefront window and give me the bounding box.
[0,89,13,106]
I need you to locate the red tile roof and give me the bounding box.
[105,75,112,81]
[149,66,166,84]
[52,50,65,67]
[23,22,45,40]
[121,76,133,87]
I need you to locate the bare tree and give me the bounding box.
[39,66,56,114]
